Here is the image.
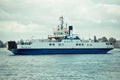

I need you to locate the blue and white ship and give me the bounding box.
[7,17,113,55]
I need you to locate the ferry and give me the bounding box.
[7,17,113,55]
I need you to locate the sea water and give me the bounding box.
[0,48,120,80]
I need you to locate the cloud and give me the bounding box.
[0,21,52,33]
[0,21,52,42]
[0,0,120,41]
[0,0,119,24]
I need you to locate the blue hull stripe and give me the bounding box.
[10,48,113,55]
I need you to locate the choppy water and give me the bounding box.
[0,48,120,80]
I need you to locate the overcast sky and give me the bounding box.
[0,0,120,42]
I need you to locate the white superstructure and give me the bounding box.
[17,17,113,49]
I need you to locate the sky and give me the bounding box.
[0,0,120,42]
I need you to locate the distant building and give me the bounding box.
[114,40,120,48]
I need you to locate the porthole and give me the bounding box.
[49,43,51,46]
[76,44,78,46]
[58,44,61,46]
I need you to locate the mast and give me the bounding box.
[48,17,68,39]
[59,16,64,30]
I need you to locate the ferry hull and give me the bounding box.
[10,48,113,55]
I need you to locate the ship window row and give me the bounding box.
[49,43,64,46]
[54,32,69,35]
[49,43,92,46]
[76,44,92,46]
[58,43,64,46]
[76,43,84,46]
[49,43,55,46]
[54,32,64,35]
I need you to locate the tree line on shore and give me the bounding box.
[0,37,117,48]
[97,37,116,44]
[0,40,5,48]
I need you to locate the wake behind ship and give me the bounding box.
[7,17,113,55]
